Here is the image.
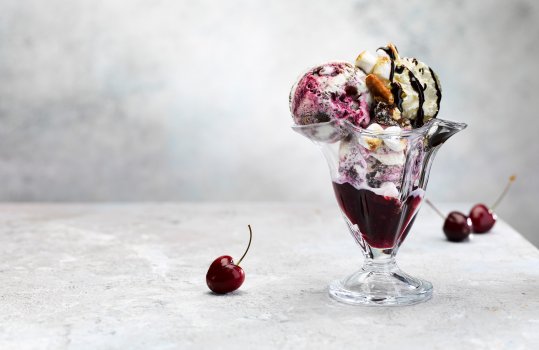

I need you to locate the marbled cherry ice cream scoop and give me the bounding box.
[289,62,371,128]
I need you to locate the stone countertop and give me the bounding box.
[0,203,537,350]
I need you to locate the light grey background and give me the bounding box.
[0,0,538,246]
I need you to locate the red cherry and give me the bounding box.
[425,199,471,243]
[469,175,516,233]
[443,211,472,242]
[469,204,497,233]
[206,225,252,294]
[206,255,245,294]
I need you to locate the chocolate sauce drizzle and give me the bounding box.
[409,70,425,128]
[378,45,435,126]
[429,67,442,118]
[378,46,396,82]
[391,82,403,112]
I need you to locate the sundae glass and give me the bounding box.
[290,44,466,306]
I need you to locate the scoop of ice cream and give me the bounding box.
[355,44,442,128]
[400,57,441,123]
[290,62,371,127]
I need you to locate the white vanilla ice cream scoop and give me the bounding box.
[355,44,442,128]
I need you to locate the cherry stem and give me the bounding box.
[425,198,445,219]
[491,175,516,210]
[236,225,252,266]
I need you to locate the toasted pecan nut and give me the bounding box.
[366,74,394,105]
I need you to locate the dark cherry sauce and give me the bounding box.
[332,182,423,249]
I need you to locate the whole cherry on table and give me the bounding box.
[426,199,472,242]
[206,225,252,294]
[469,175,516,233]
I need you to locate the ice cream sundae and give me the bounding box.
[289,43,466,306]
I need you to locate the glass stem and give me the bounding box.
[363,246,398,272]
[363,256,398,273]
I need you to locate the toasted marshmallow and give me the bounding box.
[383,126,406,152]
[355,51,377,74]
[372,151,405,166]
[366,123,384,132]
[376,48,390,58]
[359,123,383,151]
[372,57,391,81]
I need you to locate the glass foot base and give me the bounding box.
[328,266,433,306]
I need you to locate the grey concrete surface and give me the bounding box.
[0,202,537,349]
[0,0,537,247]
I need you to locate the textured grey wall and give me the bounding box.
[0,0,538,246]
